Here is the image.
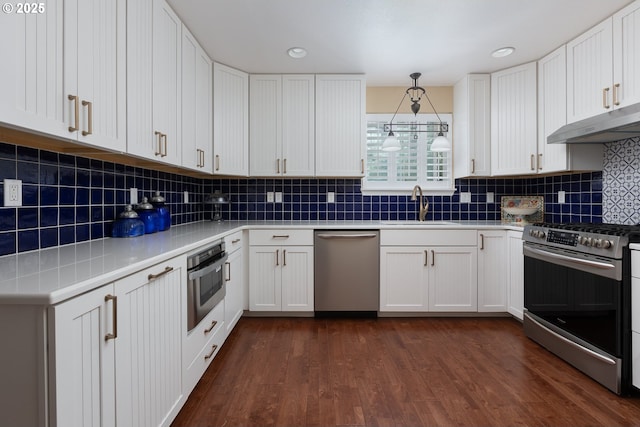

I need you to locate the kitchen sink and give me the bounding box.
[380,220,457,226]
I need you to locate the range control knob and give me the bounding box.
[594,239,613,249]
[529,229,546,239]
[578,236,593,247]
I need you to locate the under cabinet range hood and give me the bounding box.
[548,103,640,144]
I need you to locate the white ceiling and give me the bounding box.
[167,0,633,86]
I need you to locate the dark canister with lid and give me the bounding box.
[151,191,171,231]
[135,197,160,234]
[112,205,145,238]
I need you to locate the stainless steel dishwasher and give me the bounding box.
[314,230,379,316]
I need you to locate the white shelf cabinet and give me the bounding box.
[379,230,477,312]
[250,74,315,177]
[538,45,604,173]
[181,25,212,173]
[315,74,366,177]
[249,230,314,312]
[453,74,491,178]
[490,62,538,176]
[477,230,507,312]
[213,62,249,176]
[567,1,640,124]
[127,0,182,165]
[507,230,524,320]
[0,0,126,152]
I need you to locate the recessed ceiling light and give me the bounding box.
[287,47,307,59]
[491,47,515,58]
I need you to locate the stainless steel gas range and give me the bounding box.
[523,222,640,395]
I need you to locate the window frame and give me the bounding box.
[362,113,456,196]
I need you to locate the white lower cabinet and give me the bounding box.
[478,230,507,312]
[507,230,524,320]
[50,255,186,427]
[249,230,314,312]
[379,230,477,312]
[224,231,244,333]
[631,251,640,388]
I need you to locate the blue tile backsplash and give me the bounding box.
[3,136,634,257]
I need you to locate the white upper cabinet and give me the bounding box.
[127,0,182,165]
[538,46,604,173]
[453,74,491,178]
[181,25,213,173]
[490,62,538,176]
[567,1,640,123]
[315,74,366,177]
[213,62,249,176]
[249,74,315,177]
[0,0,126,152]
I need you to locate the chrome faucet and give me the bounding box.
[411,185,429,222]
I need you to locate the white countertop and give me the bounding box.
[0,220,523,305]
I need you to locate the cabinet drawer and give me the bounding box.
[183,319,226,395]
[380,229,477,246]
[632,251,640,278]
[183,300,225,372]
[249,229,313,246]
[224,230,243,253]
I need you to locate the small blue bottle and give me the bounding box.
[135,197,159,234]
[151,191,171,231]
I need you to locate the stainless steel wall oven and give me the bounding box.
[523,223,636,395]
[187,240,227,331]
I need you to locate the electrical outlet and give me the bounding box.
[558,190,566,204]
[130,188,138,205]
[460,192,471,203]
[486,192,494,203]
[183,191,189,204]
[275,192,283,203]
[4,179,22,207]
[327,192,335,203]
[267,192,274,203]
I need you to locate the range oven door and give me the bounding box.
[187,253,227,331]
[523,242,625,394]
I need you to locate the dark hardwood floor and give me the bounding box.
[172,317,640,427]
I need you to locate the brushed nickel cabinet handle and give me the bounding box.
[232,238,241,244]
[204,320,218,334]
[424,250,428,266]
[480,233,485,250]
[154,131,163,156]
[283,249,287,266]
[272,235,290,239]
[105,294,117,341]
[147,266,174,281]
[530,154,535,171]
[614,83,620,106]
[225,261,231,281]
[283,158,287,174]
[276,249,279,266]
[538,153,543,170]
[361,159,365,174]
[81,100,93,136]
[204,344,218,360]
[603,87,610,109]
[431,250,435,267]
[162,133,168,157]
[277,158,280,174]
[215,154,220,171]
[471,159,475,174]
[68,95,79,132]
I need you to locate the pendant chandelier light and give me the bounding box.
[382,72,451,152]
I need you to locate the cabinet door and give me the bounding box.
[282,75,315,176]
[507,231,524,320]
[428,246,478,312]
[74,0,126,151]
[50,284,116,427]
[490,62,538,176]
[567,18,613,123]
[249,246,282,311]
[315,74,366,177]
[538,46,570,173]
[281,246,314,311]
[182,25,212,173]
[115,259,184,427]
[613,1,640,109]
[249,75,282,176]
[224,248,244,333]
[0,1,66,139]
[152,0,182,165]
[379,246,429,311]
[477,231,507,312]
[213,62,249,176]
[453,74,491,178]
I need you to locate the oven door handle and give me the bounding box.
[523,245,616,271]
[524,313,616,365]
[188,256,227,281]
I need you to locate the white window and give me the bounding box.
[362,113,454,195]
